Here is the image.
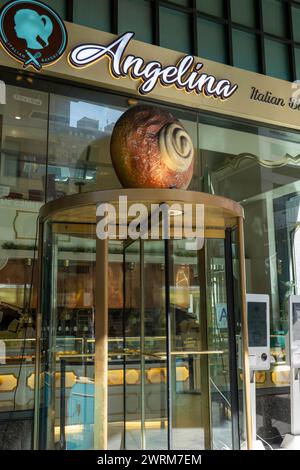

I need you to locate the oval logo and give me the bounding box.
[0,0,67,70]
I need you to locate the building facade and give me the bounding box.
[0,0,299,450]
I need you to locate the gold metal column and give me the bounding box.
[198,246,212,449]
[94,236,108,449]
[33,219,43,450]
[140,239,146,450]
[238,216,252,450]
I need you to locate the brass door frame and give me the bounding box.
[34,189,252,450]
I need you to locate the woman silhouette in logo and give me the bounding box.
[14,8,53,49]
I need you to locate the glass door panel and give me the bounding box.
[143,241,168,450]
[123,240,168,450]
[123,236,239,450]
[107,240,124,450]
[206,238,232,450]
[39,221,96,450]
[170,239,210,450]
[123,240,141,449]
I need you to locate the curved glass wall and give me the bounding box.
[34,189,248,450]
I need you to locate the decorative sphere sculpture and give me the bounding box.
[110,105,194,189]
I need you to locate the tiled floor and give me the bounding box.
[107,421,233,450]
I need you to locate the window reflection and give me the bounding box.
[199,116,300,447]
[47,94,124,200]
[0,85,47,446]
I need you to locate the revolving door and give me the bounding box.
[33,189,252,450]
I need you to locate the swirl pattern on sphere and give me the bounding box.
[159,123,194,172]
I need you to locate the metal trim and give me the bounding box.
[38,189,244,222]
[94,236,108,449]
[237,216,252,450]
[164,239,172,450]
[140,239,146,450]
[225,227,240,450]
[33,219,43,450]
[198,245,211,449]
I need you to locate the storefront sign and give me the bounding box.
[69,32,238,100]
[0,0,67,70]
[250,87,285,107]
[0,1,237,100]
[0,1,300,130]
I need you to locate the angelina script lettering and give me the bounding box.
[69,32,238,99]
